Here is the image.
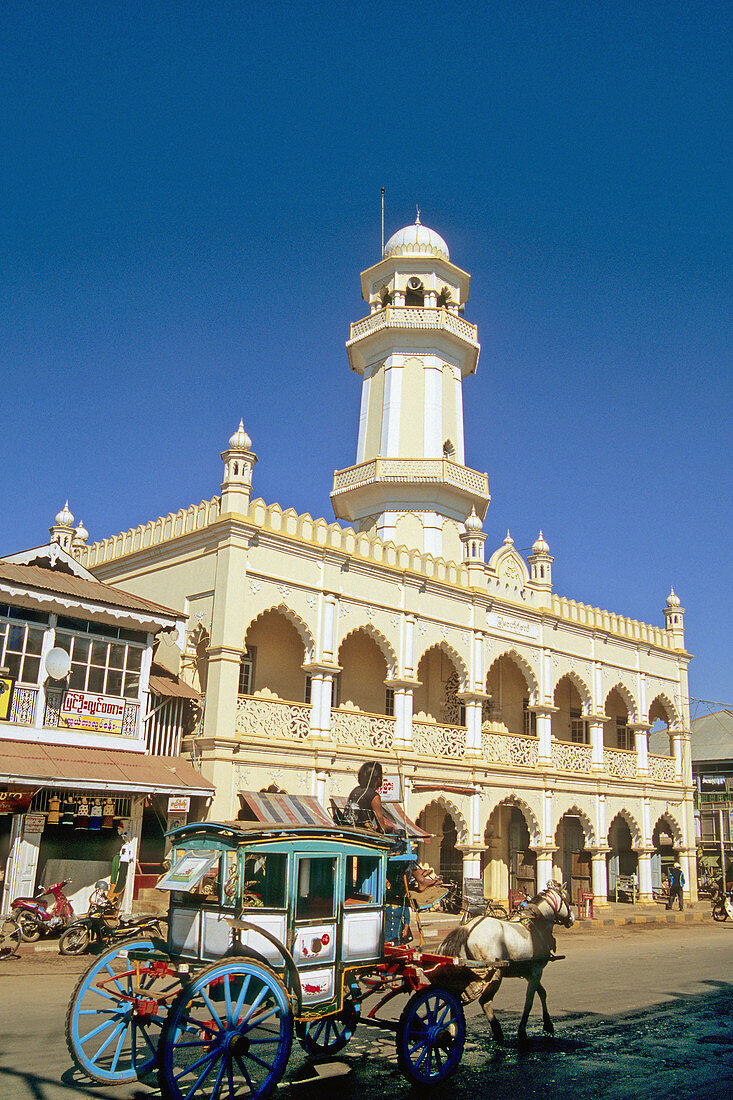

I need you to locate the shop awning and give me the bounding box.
[329,796,430,840]
[0,739,214,797]
[148,670,200,699]
[238,791,335,828]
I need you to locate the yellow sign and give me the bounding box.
[59,690,126,734]
[0,678,13,721]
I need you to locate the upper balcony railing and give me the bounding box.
[348,306,479,348]
[232,695,679,782]
[332,457,489,498]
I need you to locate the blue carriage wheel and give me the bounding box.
[65,936,174,1085]
[158,959,293,1100]
[396,987,466,1086]
[297,993,360,1056]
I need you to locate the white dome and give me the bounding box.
[532,531,550,556]
[666,588,681,608]
[228,420,251,451]
[55,501,74,527]
[464,507,483,534]
[74,520,89,544]
[383,218,449,261]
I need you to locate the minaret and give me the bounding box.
[331,215,490,557]
[664,588,686,648]
[220,421,257,515]
[49,501,75,552]
[527,531,553,592]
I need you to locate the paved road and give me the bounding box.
[1,922,732,1099]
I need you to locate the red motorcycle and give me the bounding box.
[11,879,75,941]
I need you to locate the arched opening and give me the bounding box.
[484,655,534,736]
[605,688,632,750]
[415,803,463,886]
[414,647,465,726]
[337,630,390,715]
[437,286,453,308]
[243,610,307,702]
[482,801,537,903]
[379,286,392,308]
[607,813,639,899]
[552,676,589,743]
[404,278,424,306]
[648,697,674,757]
[651,815,678,892]
[555,812,591,903]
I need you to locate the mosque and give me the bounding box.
[71,217,695,906]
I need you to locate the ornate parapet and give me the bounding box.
[603,747,638,780]
[413,719,467,758]
[482,730,539,768]
[551,740,593,773]
[331,708,396,751]
[647,753,677,784]
[235,696,311,742]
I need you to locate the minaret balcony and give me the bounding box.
[346,306,480,376]
[331,456,490,524]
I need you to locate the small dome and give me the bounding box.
[55,501,74,527]
[74,520,89,544]
[666,588,681,608]
[532,530,550,556]
[503,530,514,546]
[464,507,483,534]
[228,420,251,451]
[383,215,449,261]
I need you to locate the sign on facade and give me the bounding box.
[23,814,46,834]
[0,677,13,720]
[58,690,126,734]
[486,611,539,640]
[0,790,35,814]
[379,774,403,803]
[168,796,190,813]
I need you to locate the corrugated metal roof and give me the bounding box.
[0,561,182,621]
[690,710,733,762]
[0,738,213,795]
[148,672,200,699]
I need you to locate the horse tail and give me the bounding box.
[439,925,471,958]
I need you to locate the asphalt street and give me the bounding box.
[0,922,731,1100]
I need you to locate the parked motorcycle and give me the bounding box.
[59,880,165,956]
[11,879,75,941]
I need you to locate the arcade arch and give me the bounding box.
[413,645,467,726]
[648,695,678,756]
[482,796,541,903]
[606,810,642,897]
[554,808,595,902]
[484,653,537,736]
[243,608,311,702]
[415,798,468,884]
[337,629,392,715]
[604,687,637,750]
[552,674,592,744]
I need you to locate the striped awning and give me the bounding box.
[237,791,335,828]
[329,796,431,840]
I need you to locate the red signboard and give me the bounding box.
[0,790,35,813]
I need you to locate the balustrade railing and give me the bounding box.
[482,730,539,767]
[235,696,311,741]
[413,720,466,758]
[331,708,395,751]
[648,753,677,783]
[603,746,638,779]
[552,740,593,773]
[8,686,38,726]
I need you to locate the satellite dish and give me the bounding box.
[45,647,71,681]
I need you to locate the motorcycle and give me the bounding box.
[59,880,165,956]
[11,879,75,941]
[710,882,733,922]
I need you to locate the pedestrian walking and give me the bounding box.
[666,861,685,911]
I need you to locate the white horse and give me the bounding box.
[434,881,575,1046]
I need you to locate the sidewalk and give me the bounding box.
[416,899,711,947]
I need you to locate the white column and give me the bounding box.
[535,710,553,763]
[380,362,403,456]
[535,849,557,889]
[589,719,605,770]
[390,685,414,748]
[637,849,654,902]
[424,362,443,458]
[356,368,372,463]
[463,698,484,753]
[316,770,328,807]
[322,597,337,663]
[672,732,683,779]
[590,849,609,905]
[634,724,650,775]
[404,616,415,678]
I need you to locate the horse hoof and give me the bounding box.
[544,1022,555,1036]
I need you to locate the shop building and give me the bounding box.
[79,219,694,906]
[686,710,733,889]
[0,527,212,915]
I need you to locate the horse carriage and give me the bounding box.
[64,810,574,1097]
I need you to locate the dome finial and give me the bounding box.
[415,205,421,226]
[228,420,251,451]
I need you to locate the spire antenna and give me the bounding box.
[415,205,421,225]
[381,187,385,252]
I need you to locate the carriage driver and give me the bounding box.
[346,761,444,894]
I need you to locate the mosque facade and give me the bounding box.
[76,219,695,906]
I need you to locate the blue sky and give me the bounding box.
[2,1,730,710]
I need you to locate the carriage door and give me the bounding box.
[293,855,337,1008]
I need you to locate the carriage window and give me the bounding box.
[296,857,336,920]
[344,855,381,906]
[242,852,287,909]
